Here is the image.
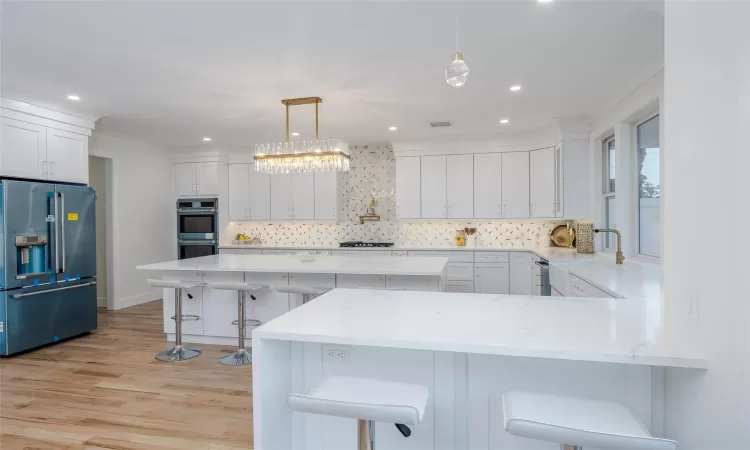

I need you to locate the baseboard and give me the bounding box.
[114,291,162,310]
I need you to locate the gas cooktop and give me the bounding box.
[339,241,395,248]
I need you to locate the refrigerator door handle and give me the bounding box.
[60,192,66,273]
[53,192,60,273]
[11,281,97,298]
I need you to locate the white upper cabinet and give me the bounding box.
[228,164,251,221]
[501,152,530,219]
[555,143,564,217]
[314,171,340,220]
[175,163,198,196]
[175,162,219,196]
[473,153,503,219]
[46,128,88,184]
[271,174,293,220]
[530,147,556,218]
[1,101,94,185]
[196,162,219,196]
[395,156,421,219]
[291,172,315,220]
[446,154,473,219]
[249,167,271,220]
[420,155,447,218]
[0,117,45,179]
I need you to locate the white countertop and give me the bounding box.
[136,254,448,276]
[253,288,706,369]
[560,260,662,301]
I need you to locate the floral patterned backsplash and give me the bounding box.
[224,144,567,248]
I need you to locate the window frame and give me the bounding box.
[601,135,616,250]
[634,112,661,261]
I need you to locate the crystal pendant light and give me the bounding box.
[445,17,469,87]
[254,97,351,174]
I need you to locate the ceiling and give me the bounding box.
[1,1,664,149]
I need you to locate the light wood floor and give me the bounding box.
[0,301,253,450]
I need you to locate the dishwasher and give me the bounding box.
[532,259,551,296]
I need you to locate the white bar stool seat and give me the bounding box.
[502,391,678,450]
[147,278,202,362]
[274,285,331,304]
[288,376,428,449]
[206,281,267,366]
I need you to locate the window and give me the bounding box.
[637,115,660,258]
[602,136,616,249]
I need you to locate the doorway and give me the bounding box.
[88,156,112,308]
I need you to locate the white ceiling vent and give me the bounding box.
[430,121,452,128]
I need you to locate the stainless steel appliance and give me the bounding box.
[533,259,551,296]
[177,198,218,259]
[339,241,394,248]
[0,179,97,355]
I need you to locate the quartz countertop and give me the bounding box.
[137,254,448,276]
[253,288,706,369]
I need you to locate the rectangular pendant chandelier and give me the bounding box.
[254,97,351,174]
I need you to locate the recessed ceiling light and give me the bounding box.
[291,132,300,137]
[510,85,522,92]
[203,137,212,142]
[499,119,509,124]
[67,95,80,101]
[388,126,398,131]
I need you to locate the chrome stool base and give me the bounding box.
[220,348,253,366]
[156,345,201,362]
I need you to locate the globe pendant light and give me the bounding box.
[445,17,469,87]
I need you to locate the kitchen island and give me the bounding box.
[252,288,706,450]
[137,254,448,346]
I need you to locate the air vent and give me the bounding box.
[430,121,452,128]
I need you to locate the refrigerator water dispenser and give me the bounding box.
[16,235,48,277]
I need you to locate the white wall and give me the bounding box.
[662,2,750,448]
[89,131,174,310]
[88,156,108,306]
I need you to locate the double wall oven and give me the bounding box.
[177,198,218,259]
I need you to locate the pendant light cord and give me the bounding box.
[455,16,459,53]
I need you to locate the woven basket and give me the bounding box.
[576,221,595,253]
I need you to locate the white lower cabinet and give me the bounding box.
[474,262,510,294]
[245,272,290,331]
[446,280,475,293]
[570,275,615,299]
[332,250,360,256]
[335,274,386,289]
[385,275,439,291]
[202,272,244,338]
[162,274,203,336]
[552,287,563,297]
[361,250,393,257]
[509,252,532,295]
[288,273,335,309]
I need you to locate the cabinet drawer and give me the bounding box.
[331,250,361,256]
[361,250,393,257]
[446,281,475,293]
[447,262,474,281]
[570,275,614,298]
[475,252,509,263]
[408,251,473,263]
[391,251,408,257]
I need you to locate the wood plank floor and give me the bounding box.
[0,301,253,450]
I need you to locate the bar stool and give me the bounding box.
[502,391,678,450]
[205,281,267,366]
[273,285,331,305]
[287,376,429,450]
[147,279,202,362]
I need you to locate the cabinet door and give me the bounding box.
[501,152,530,219]
[245,272,291,328]
[335,274,386,289]
[271,174,293,219]
[0,117,46,179]
[473,153,503,219]
[175,163,197,196]
[555,143,564,217]
[530,147,556,218]
[475,263,510,294]
[46,129,88,183]
[395,156,421,218]
[314,171,339,220]
[420,155,447,219]
[446,281,475,293]
[446,154,473,219]
[249,166,271,220]
[228,164,251,221]
[292,172,315,220]
[197,162,219,195]
[509,252,532,295]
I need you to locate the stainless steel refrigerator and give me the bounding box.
[0,179,97,355]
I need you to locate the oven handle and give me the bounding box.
[177,209,216,213]
[534,260,549,268]
[178,240,217,245]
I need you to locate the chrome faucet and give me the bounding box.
[594,229,625,264]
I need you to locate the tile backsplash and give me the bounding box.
[225,144,566,248]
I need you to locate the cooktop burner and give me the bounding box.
[339,241,395,248]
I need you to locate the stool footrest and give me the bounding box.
[232,319,262,327]
[171,314,201,321]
